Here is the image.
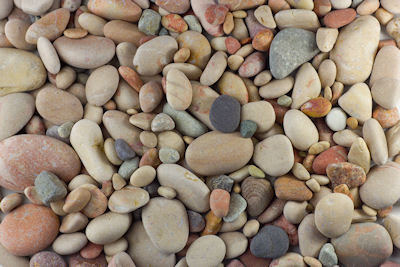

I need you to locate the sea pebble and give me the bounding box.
[250,225,289,259]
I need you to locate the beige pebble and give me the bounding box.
[56,66,76,90]
[318,59,336,88]
[254,5,276,28]
[363,118,388,165]
[232,10,247,18]
[357,0,380,15]
[232,18,249,40]
[183,136,194,144]
[163,63,202,80]
[86,65,119,106]
[235,44,254,58]
[49,199,67,216]
[275,9,320,31]
[308,141,330,155]
[332,129,359,148]
[60,212,89,233]
[104,138,123,165]
[63,187,91,213]
[104,237,128,256]
[78,12,107,36]
[219,232,247,259]
[4,19,35,50]
[114,80,140,112]
[306,178,320,193]
[331,0,351,9]
[324,86,332,101]
[139,131,157,148]
[254,70,272,86]
[375,8,394,26]
[242,219,260,238]
[186,235,226,267]
[174,47,190,63]
[227,54,244,71]
[0,193,23,213]
[312,52,329,69]
[116,42,137,69]
[292,162,311,181]
[200,51,227,86]
[68,174,98,191]
[166,68,192,111]
[311,174,330,186]
[304,256,322,267]
[362,204,377,217]
[130,166,156,187]
[223,12,234,34]
[284,201,308,224]
[291,62,321,109]
[220,211,247,232]
[52,233,88,255]
[241,101,275,133]
[229,165,250,183]
[111,173,126,191]
[157,130,185,157]
[259,76,294,99]
[67,83,87,105]
[157,186,177,199]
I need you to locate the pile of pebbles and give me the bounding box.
[1,0,400,266]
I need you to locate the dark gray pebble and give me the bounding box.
[250,225,289,259]
[209,95,241,133]
[115,138,136,161]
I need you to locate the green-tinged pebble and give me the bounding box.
[240,120,257,138]
[248,165,265,178]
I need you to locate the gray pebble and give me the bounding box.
[319,243,338,267]
[144,180,159,198]
[240,120,257,138]
[223,193,247,223]
[184,15,202,33]
[151,113,175,132]
[209,95,241,133]
[138,9,161,35]
[57,121,74,138]
[351,0,364,8]
[159,27,169,36]
[187,210,205,233]
[34,171,67,204]
[209,175,234,192]
[277,95,292,107]
[115,138,136,161]
[269,28,320,79]
[163,103,207,138]
[46,125,69,143]
[250,225,289,259]
[118,157,139,179]
[159,147,180,164]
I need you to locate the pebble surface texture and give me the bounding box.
[0,0,400,266]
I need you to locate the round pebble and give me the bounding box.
[250,225,289,259]
[210,95,241,133]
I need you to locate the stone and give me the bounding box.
[318,243,338,267]
[209,189,230,218]
[0,204,59,256]
[191,0,223,37]
[108,186,149,213]
[0,48,46,96]
[30,251,66,267]
[142,197,189,254]
[209,95,241,133]
[166,68,192,111]
[373,106,400,129]
[138,9,161,35]
[86,65,119,107]
[87,0,141,22]
[209,175,234,192]
[52,233,88,255]
[315,193,354,238]
[259,76,294,99]
[223,193,247,223]
[327,162,366,188]
[270,28,319,79]
[34,171,67,204]
[184,15,202,32]
[62,187,91,214]
[325,107,347,131]
[4,19,34,50]
[332,223,392,267]
[241,177,273,217]
[316,27,338,53]
[187,210,205,233]
[254,5,276,28]
[338,83,372,124]
[270,253,306,267]
[291,62,322,109]
[298,214,328,257]
[0,0,13,20]
[187,235,226,267]
[114,139,136,161]
[220,232,248,259]
[330,16,380,85]
[177,30,212,69]
[275,175,313,201]
[159,147,180,164]
[371,78,400,110]
[108,252,135,267]
[250,225,289,259]
[323,8,356,28]
[381,0,400,13]
[241,101,275,133]
[218,72,249,104]
[240,120,257,138]
[348,137,371,174]
[118,158,139,180]
[363,118,388,165]
[253,134,294,176]
[275,9,320,31]
[185,131,253,176]
[301,97,332,118]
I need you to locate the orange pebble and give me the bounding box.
[80,242,103,259]
[372,105,400,128]
[301,97,332,118]
[303,154,316,173]
[161,14,188,33]
[252,29,274,51]
[201,210,222,236]
[209,189,230,218]
[118,66,143,92]
[64,28,88,39]
[139,148,162,168]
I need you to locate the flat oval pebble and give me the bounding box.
[275,175,313,201]
[250,225,289,259]
[0,134,80,191]
[52,233,88,255]
[30,251,66,267]
[142,197,189,254]
[87,0,142,22]
[186,235,226,267]
[104,20,145,47]
[210,95,241,133]
[86,65,119,107]
[166,68,192,111]
[218,72,249,105]
[189,82,219,130]
[108,186,149,213]
[186,131,253,176]
[0,204,59,256]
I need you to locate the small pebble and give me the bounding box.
[248,165,265,178]
[209,95,241,133]
[159,147,180,164]
[319,243,338,267]
[210,175,234,192]
[240,120,257,138]
[151,113,175,132]
[115,139,136,161]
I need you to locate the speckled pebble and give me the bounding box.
[319,243,338,267]
[30,251,67,267]
[159,147,180,164]
[151,113,175,132]
[34,171,67,204]
[240,120,257,138]
[184,15,202,33]
[138,9,161,35]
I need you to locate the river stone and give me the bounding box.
[54,36,116,69]
[298,214,328,257]
[0,0,13,20]
[30,251,66,267]
[223,193,247,223]
[219,232,248,259]
[186,131,253,176]
[127,221,176,267]
[318,243,338,267]
[250,225,289,259]
[269,28,319,79]
[189,81,219,130]
[0,93,35,141]
[0,134,81,191]
[291,62,322,109]
[186,235,226,267]
[157,164,210,212]
[363,118,388,165]
[330,15,380,85]
[338,83,372,123]
[35,171,67,204]
[360,162,400,209]
[176,30,212,69]
[283,109,319,151]
[166,68,192,111]
[253,134,294,176]
[210,95,241,133]
[86,65,119,107]
[108,186,149,213]
[315,193,354,238]
[133,36,178,76]
[138,9,161,35]
[115,139,136,161]
[241,101,275,133]
[118,157,139,179]
[332,223,393,267]
[87,0,142,22]
[0,48,46,96]
[142,197,189,254]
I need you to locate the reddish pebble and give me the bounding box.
[118,66,144,92]
[30,251,67,267]
[240,248,272,267]
[314,0,332,17]
[0,204,59,256]
[312,145,347,175]
[252,29,274,51]
[80,242,103,259]
[188,210,206,233]
[68,253,107,267]
[209,189,230,218]
[155,0,191,14]
[161,14,188,33]
[139,35,157,46]
[323,9,357,28]
[238,52,266,78]
[372,106,400,128]
[205,4,229,25]
[227,259,245,267]
[381,261,400,267]
[139,148,162,168]
[272,215,299,246]
[378,39,397,50]
[266,99,288,124]
[225,36,241,54]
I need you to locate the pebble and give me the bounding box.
[259,76,294,99]
[87,0,141,22]
[158,147,179,163]
[298,214,328,257]
[241,177,273,217]
[156,0,190,14]
[381,0,400,13]
[30,251,66,267]
[318,243,338,267]
[79,184,108,218]
[316,28,338,53]
[363,118,388,165]
[325,107,347,131]
[218,72,249,105]
[324,8,356,28]
[291,62,322,109]
[0,204,59,256]
[200,51,227,86]
[241,101,275,133]
[186,235,226,267]
[86,65,119,107]
[209,175,234,192]
[332,223,392,266]
[108,252,135,267]
[52,233,88,255]
[108,185,149,213]
[312,145,347,175]
[373,106,400,129]
[270,28,319,79]
[35,171,67,204]
[275,175,313,201]
[270,252,306,267]
[223,193,247,223]
[59,212,89,234]
[166,68,192,111]
[138,9,161,35]
[338,83,372,124]
[177,30,212,69]
[283,200,308,224]
[115,139,136,161]
[275,9,320,31]
[254,5,276,28]
[184,15,202,33]
[284,109,319,151]
[315,193,354,238]
[0,0,13,20]
[186,131,253,176]
[250,225,289,259]
[68,253,107,267]
[327,162,366,188]
[330,16,380,85]
[118,157,139,180]
[129,165,156,187]
[220,232,248,259]
[301,97,332,118]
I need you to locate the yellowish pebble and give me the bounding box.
[347,117,358,129]
[112,173,126,191]
[306,178,320,193]
[308,141,330,155]
[248,165,265,178]
[232,10,247,18]
[157,186,177,199]
[362,204,377,217]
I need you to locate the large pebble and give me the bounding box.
[191,0,223,37]
[0,48,46,96]
[283,109,319,151]
[269,28,319,79]
[36,87,83,125]
[363,118,388,165]
[86,212,131,245]
[218,72,249,105]
[291,62,321,109]
[0,134,80,191]
[157,164,210,212]
[338,83,372,123]
[104,20,145,46]
[54,36,115,69]
[108,186,149,213]
[166,68,192,111]
[298,214,328,257]
[133,36,177,76]
[176,30,211,69]
[360,162,400,209]
[142,197,188,254]
[253,134,294,176]
[0,204,59,256]
[186,235,226,267]
[250,225,289,259]
[5,19,35,50]
[37,37,60,74]
[86,65,119,106]
[0,93,34,141]
[52,233,88,255]
[0,0,13,20]
[330,15,380,85]
[220,232,248,259]
[275,175,313,201]
[327,162,366,188]
[312,145,347,175]
[315,193,354,238]
[70,119,115,183]
[186,131,253,176]
[127,221,176,267]
[87,0,142,22]
[332,223,393,267]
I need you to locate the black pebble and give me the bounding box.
[209,95,241,133]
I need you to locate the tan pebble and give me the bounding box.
[78,12,106,36]
[242,219,259,238]
[304,256,322,267]
[157,130,185,157]
[0,193,23,213]
[130,166,156,187]
[60,212,89,233]
[352,209,377,223]
[243,78,261,102]
[112,173,126,191]
[308,141,330,155]
[331,81,344,104]
[229,165,250,183]
[68,174,98,191]
[104,138,123,166]
[223,12,234,35]
[306,178,320,193]
[24,186,44,206]
[108,186,149,213]
[101,180,114,197]
[324,86,332,101]
[254,5,276,28]
[254,70,272,86]
[50,199,67,216]
[275,9,320,31]
[166,68,192,111]
[292,162,311,181]
[67,83,87,105]
[232,18,249,40]
[36,36,60,75]
[104,100,117,110]
[362,204,377,217]
[227,54,244,71]
[157,186,177,199]
[126,108,138,115]
[235,43,254,58]
[375,8,394,26]
[318,59,336,88]
[284,200,309,224]
[183,136,194,144]
[312,52,329,70]
[311,174,330,186]
[232,10,247,18]
[139,131,157,148]
[350,187,362,208]
[233,183,241,194]
[303,154,316,172]
[79,184,108,218]
[77,73,89,85]
[104,238,128,256]
[116,42,137,69]
[84,103,103,124]
[174,47,190,63]
[346,117,358,129]
[52,233,88,255]
[64,28,88,38]
[86,65,119,106]
[357,0,380,15]
[63,187,91,213]
[219,232,247,259]
[55,66,76,90]
[363,118,388,165]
